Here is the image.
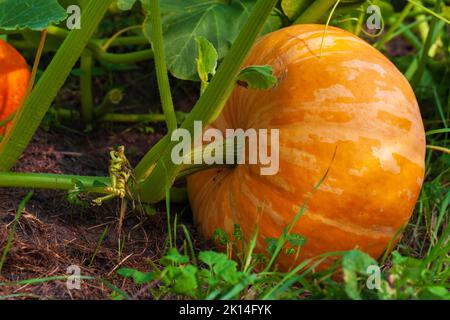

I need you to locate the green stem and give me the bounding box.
[47,26,149,48]
[168,187,188,204]
[354,5,365,36]
[408,0,450,24]
[0,172,188,203]
[0,0,113,172]
[79,0,94,125]
[411,1,442,88]
[405,21,444,80]
[176,164,228,181]
[9,39,154,65]
[94,88,124,118]
[149,0,178,134]
[374,3,414,49]
[380,17,429,49]
[320,0,341,57]
[398,22,428,50]
[101,25,143,51]
[0,172,109,191]
[49,26,150,49]
[54,108,82,120]
[91,48,154,64]
[294,0,338,24]
[99,113,168,123]
[80,50,94,124]
[96,35,149,47]
[135,0,279,203]
[18,25,154,64]
[135,135,170,180]
[285,0,314,21]
[3,28,148,47]
[56,108,176,124]
[427,145,450,154]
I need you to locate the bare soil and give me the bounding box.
[0,43,210,298]
[0,127,206,300]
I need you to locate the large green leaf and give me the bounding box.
[342,250,379,300]
[143,0,282,80]
[0,0,67,31]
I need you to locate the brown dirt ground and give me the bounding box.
[0,126,210,299]
[0,61,206,300]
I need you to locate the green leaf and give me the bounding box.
[390,251,423,283]
[199,251,228,268]
[426,286,450,299]
[196,36,218,84]
[281,0,313,20]
[286,233,307,247]
[265,237,278,256]
[443,6,450,20]
[237,65,277,90]
[143,204,156,216]
[143,0,282,80]
[160,248,189,266]
[71,179,85,191]
[116,0,137,10]
[219,263,242,284]
[233,224,244,241]
[214,258,240,284]
[172,265,198,296]
[198,268,220,287]
[198,251,242,285]
[92,180,109,188]
[117,268,154,284]
[116,0,149,11]
[0,0,67,31]
[342,250,379,300]
[213,228,230,246]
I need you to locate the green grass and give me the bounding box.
[0,192,33,274]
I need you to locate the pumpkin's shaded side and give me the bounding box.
[0,39,30,134]
[187,24,425,270]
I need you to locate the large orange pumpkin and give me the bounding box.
[0,39,30,134]
[187,24,425,270]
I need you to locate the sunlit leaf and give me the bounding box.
[0,0,67,31]
[237,65,277,90]
[117,268,155,284]
[196,36,218,84]
[342,250,378,300]
[143,0,282,80]
[281,0,312,20]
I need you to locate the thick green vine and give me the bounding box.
[148,0,178,134]
[135,0,279,204]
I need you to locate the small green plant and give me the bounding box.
[116,228,449,300]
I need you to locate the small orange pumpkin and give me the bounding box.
[187,24,425,270]
[0,39,30,133]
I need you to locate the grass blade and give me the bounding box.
[0,192,33,274]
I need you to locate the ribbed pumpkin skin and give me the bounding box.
[0,39,30,133]
[187,24,425,270]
